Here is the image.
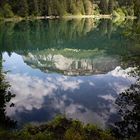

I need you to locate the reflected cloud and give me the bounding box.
[99,94,115,101]
[6,74,82,117]
[5,66,136,128]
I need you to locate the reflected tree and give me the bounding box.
[112,80,140,138]
[98,19,113,38]
[0,55,16,129]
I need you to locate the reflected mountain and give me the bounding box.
[0,18,137,75]
[23,49,120,75]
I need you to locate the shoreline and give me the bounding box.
[1,14,137,22]
[62,14,112,19]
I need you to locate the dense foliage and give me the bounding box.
[0,116,116,140]
[0,58,16,129]
[0,0,94,18]
[0,115,140,140]
[0,0,140,19]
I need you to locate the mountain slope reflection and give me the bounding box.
[23,49,120,75]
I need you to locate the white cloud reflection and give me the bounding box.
[6,74,83,116]
[5,66,137,128]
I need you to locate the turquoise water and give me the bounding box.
[0,18,140,129]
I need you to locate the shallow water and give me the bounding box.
[0,18,140,129]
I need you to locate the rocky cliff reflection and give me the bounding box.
[23,49,120,75]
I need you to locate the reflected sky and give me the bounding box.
[3,52,136,128]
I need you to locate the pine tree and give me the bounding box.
[99,0,109,14]
[18,0,29,17]
[133,0,140,18]
[83,0,94,15]
[108,0,114,14]
[33,0,39,16]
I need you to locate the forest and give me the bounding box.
[0,0,140,19]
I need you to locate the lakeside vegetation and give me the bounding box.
[0,0,140,20]
[0,115,140,140]
[0,116,116,140]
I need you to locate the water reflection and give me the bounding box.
[0,18,140,131]
[0,18,98,51]
[0,18,137,75]
[4,53,136,128]
[0,18,134,52]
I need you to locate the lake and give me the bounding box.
[0,18,140,131]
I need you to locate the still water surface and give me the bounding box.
[0,18,140,129]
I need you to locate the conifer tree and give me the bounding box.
[18,0,29,17]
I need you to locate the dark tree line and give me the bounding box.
[0,0,94,18]
[0,0,140,18]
